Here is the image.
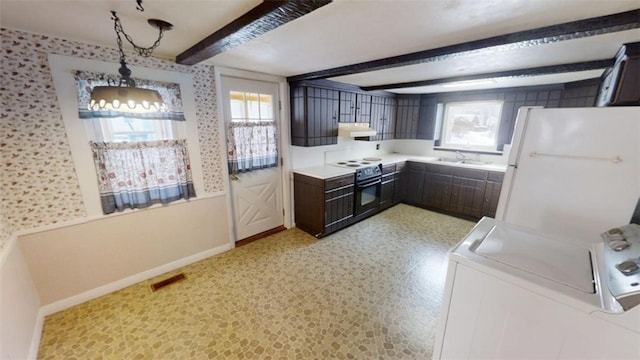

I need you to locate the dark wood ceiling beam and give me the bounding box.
[287,9,640,82]
[360,59,614,91]
[177,0,332,65]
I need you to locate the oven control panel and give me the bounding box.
[601,223,640,310]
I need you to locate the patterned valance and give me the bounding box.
[74,70,185,121]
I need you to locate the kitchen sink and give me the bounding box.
[438,158,463,163]
[436,158,491,165]
[460,159,491,165]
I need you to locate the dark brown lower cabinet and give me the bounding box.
[294,172,354,238]
[403,162,504,220]
[403,162,427,207]
[422,164,453,210]
[293,161,504,238]
[449,168,487,219]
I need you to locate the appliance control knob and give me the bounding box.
[609,240,630,251]
[608,228,623,235]
[616,260,640,275]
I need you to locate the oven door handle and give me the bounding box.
[357,178,381,189]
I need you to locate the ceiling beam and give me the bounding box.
[360,59,614,91]
[287,9,640,82]
[177,0,332,65]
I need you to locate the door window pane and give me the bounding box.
[229,91,273,122]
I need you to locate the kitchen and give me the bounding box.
[2,1,640,359]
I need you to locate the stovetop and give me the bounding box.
[330,157,382,169]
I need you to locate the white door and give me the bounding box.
[221,76,284,241]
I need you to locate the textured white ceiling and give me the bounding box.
[1,0,638,93]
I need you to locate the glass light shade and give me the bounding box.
[89,86,169,113]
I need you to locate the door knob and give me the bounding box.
[230,174,239,181]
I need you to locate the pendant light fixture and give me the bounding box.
[89,3,173,114]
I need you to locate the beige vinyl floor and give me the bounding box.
[37,204,474,359]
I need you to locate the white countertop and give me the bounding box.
[293,153,508,179]
[293,165,356,179]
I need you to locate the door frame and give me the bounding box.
[214,66,293,248]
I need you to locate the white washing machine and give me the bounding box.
[433,218,640,359]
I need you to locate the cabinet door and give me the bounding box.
[422,164,453,210]
[293,173,325,236]
[423,173,453,210]
[307,87,340,146]
[369,96,386,141]
[393,162,405,204]
[449,169,487,218]
[404,162,426,206]
[380,164,396,209]
[380,176,394,210]
[338,91,357,122]
[395,96,421,139]
[339,91,373,123]
[356,93,372,123]
[383,97,397,140]
[482,172,504,218]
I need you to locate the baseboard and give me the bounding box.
[29,243,232,358]
[39,243,231,317]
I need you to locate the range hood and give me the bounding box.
[338,123,377,137]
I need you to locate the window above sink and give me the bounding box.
[435,100,504,152]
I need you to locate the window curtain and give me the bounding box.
[74,70,185,121]
[90,140,196,214]
[227,121,278,174]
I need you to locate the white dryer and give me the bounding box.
[433,218,640,359]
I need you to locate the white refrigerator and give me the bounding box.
[495,106,640,245]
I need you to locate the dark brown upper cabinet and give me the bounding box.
[394,95,421,139]
[369,96,397,141]
[597,42,640,106]
[338,91,372,123]
[290,85,340,146]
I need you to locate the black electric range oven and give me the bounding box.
[354,165,382,217]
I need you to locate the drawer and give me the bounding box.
[426,163,455,175]
[381,172,395,181]
[325,174,355,190]
[382,164,396,175]
[487,171,505,182]
[406,161,427,172]
[453,167,487,180]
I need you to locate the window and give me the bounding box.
[49,54,205,218]
[73,71,196,214]
[439,101,503,152]
[87,117,176,142]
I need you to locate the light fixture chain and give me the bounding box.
[111,11,165,58]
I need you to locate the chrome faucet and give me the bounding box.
[455,151,466,160]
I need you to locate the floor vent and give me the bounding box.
[150,273,186,292]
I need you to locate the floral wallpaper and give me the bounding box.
[0,28,225,240]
